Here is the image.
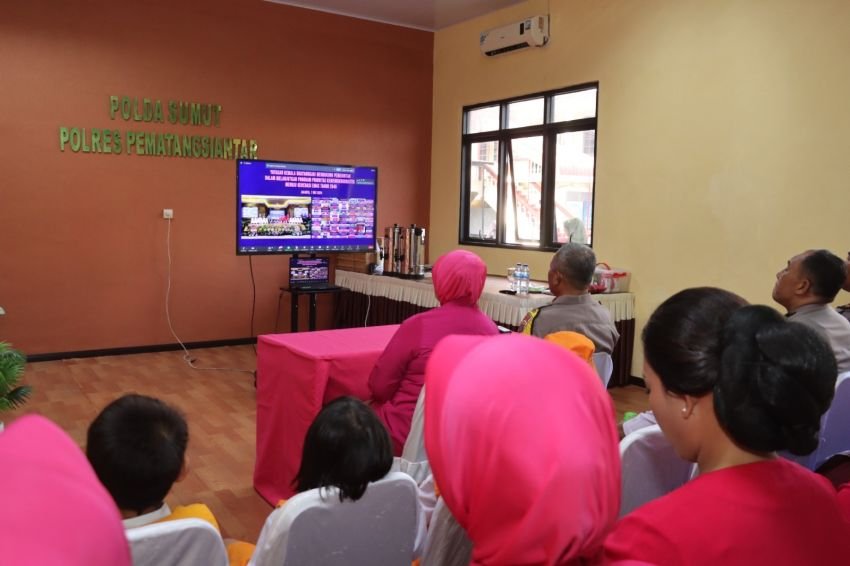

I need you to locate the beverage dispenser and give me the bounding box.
[383,224,403,274]
[381,223,426,279]
[405,225,426,278]
[397,226,408,274]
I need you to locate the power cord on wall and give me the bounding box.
[249,255,257,355]
[364,294,371,327]
[164,217,254,375]
[275,290,284,333]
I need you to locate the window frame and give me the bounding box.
[459,82,599,251]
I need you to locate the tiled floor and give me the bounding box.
[7,344,649,544]
[10,345,269,542]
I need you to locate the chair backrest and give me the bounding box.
[421,497,473,566]
[813,371,850,468]
[126,518,228,566]
[402,384,428,464]
[592,352,614,388]
[622,411,658,437]
[392,456,433,489]
[816,451,850,488]
[619,425,696,518]
[782,371,850,470]
[250,471,423,566]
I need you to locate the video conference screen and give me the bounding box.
[289,257,329,283]
[236,159,377,254]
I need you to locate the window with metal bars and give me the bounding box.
[460,83,598,250]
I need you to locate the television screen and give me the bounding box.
[236,159,377,254]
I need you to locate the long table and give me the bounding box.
[334,270,636,386]
[254,324,400,504]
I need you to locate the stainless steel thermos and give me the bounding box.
[382,223,425,278]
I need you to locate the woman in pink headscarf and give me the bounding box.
[0,414,131,565]
[369,249,499,455]
[425,333,620,565]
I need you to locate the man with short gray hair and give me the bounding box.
[520,243,619,354]
[773,249,850,372]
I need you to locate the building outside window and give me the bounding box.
[460,83,598,249]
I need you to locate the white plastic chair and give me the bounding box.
[622,411,658,437]
[393,387,435,526]
[592,352,614,388]
[619,424,696,517]
[814,371,850,467]
[249,471,424,566]
[402,384,428,464]
[126,518,228,566]
[395,385,433,492]
[782,371,850,470]
[421,497,473,566]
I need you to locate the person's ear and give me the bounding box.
[680,395,699,420]
[796,277,812,296]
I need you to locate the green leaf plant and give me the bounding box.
[0,342,32,412]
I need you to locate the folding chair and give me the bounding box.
[249,471,424,566]
[126,518,228,566]
[619,424,696,517]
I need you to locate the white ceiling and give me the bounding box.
[265,0,526,31]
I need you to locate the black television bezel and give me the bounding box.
[235,158,378,256]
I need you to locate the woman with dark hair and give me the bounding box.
[369,250,499,455]
[293,396,392,501]
[249,398,397,564]
[601,287,850,564]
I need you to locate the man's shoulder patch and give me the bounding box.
[519,308,540,334]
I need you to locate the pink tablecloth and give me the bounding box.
[254,324,400,504]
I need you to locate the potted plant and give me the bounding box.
[0,342,31,422]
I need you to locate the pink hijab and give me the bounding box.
[0,415,131,565]
[432,250,488,306]
[425,333,621,565]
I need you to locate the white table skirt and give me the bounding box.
[335,270,634,327]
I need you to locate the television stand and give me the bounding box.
[280,286,344,332]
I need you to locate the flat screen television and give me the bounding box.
[236,159,377,254]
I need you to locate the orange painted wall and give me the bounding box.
[0,0,433,355]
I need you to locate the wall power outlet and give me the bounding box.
[163,209,174,219]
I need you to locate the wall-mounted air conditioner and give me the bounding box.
[480,15,549,57]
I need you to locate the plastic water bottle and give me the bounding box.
[512,263,522,293]
[520,264,530,296]
[518,264,529,296]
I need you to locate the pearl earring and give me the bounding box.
[681,407,688,414]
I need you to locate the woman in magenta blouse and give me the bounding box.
[368,250,498,455]
[601,287,850,565]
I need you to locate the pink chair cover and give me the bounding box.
[425,333,621,565]
[0,414,131,565]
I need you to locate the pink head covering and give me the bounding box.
[425,333,620,565]
[0,415,131,565]
[432,250,488,306]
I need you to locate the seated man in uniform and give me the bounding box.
[773,249,850,373]
[519,242,619,355]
